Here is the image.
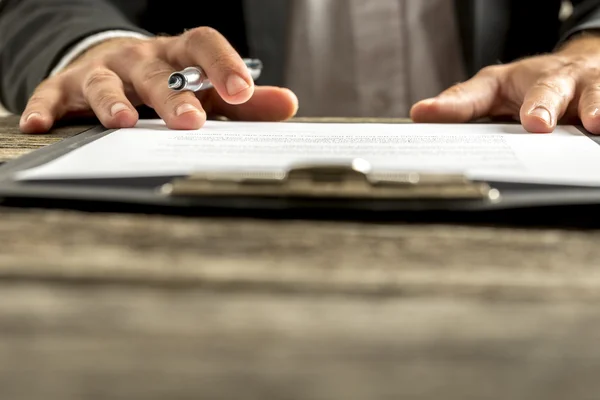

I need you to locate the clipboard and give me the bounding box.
[2,122,600,224]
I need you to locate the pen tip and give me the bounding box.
[168,74,184,90]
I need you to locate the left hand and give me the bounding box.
[410,33,600,134]
[19,29,298,134]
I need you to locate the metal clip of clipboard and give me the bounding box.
[160,159,501,201]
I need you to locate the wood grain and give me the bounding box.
[1,283,600,400]
[0,116,92,162]
[2,117,600,400]
[1,208,600,301]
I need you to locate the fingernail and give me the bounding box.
[592,108,600,117]
[25,112,41,122]
[226,74,250,96]
[176,103,200,116]
[110,103,129,116]
[528,107,552,125]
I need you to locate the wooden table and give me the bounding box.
[2,116,600,400]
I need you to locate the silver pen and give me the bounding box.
[168,58,263,92]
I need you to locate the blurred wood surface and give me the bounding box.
[0,116,91,162]
[1,117,600,400]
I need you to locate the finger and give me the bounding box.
[128,58,207,130]
[410,66,501,123]
[81,68,138,129]
[19,81,66,134]
[165,28,254,105]
[578,80,600,135]
[519,73,577,134]
[203,86,299,121]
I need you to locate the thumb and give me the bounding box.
[410,66,502,123]
[203,86,299,121]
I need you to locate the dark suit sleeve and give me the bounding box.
[559,0,600,42]
[0,0,151,114]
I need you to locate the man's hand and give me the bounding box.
[19,28,298,134]
[411,33,600,134]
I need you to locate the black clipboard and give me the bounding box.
[2,122,600,225]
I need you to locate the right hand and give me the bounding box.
[19,27,299,134]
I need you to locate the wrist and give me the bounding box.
[50,31,152,76]
[556,30,600,56]
[69,37,145,66]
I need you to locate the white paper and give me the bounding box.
[14,119,600,187]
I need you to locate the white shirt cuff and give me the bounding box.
[49,30,152,77]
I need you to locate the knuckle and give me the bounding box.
[534,79,562,93]
[27,81,60,108]
[477,65,504,78]
[183,27,234,63]
[556,63,578,78]
[553,56,596,80]
[27,95,47,109]
[578,63,600,85]
[185,26,221,46]
[139,59,173,85]
[586,66,600,79]
[443,83,468,98]
[532,79,569,99]
[558,56,588,70]
[82,68,116,92]
[589,83,600,93]
[35,76,59,91]
[120,41,155,63]
[208,51,239,72]
[585,102,600,112]
[94,90,120,110]
[163,91,189,108]
[581,83,600,102]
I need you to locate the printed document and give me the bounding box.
[14,119,600,186]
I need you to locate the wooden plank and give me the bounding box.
[1,282,600,400]
[0,116,92,162]
[2,117,600,399]
[1,208,600,301]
